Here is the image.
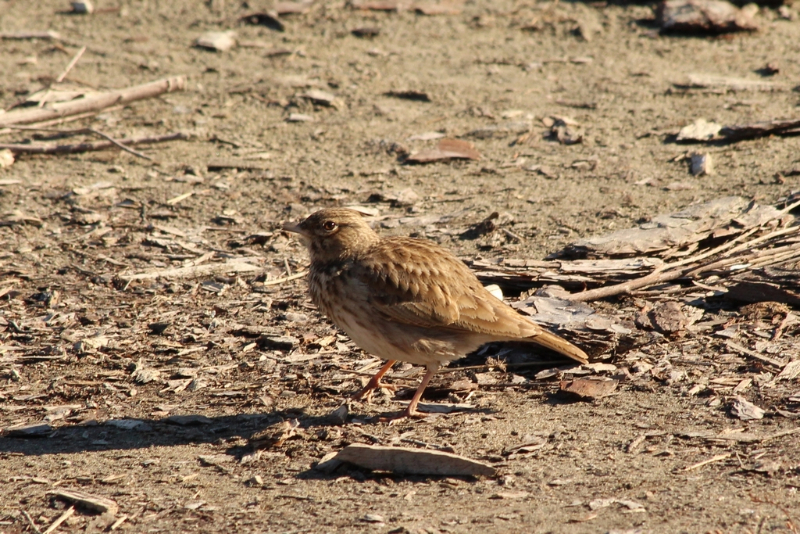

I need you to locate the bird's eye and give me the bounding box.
[322,220,337,231]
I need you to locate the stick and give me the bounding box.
[20,510,42,534]
[569,228,800,302]
[567,265,684,302]
[263,271,307,286]
[0,31,61,40]
[0,106,124,136]
[56,46,86,83]
[42,506,74,534]
[0,75,186,127]
[437,361,567,373]
[109,515,128,531]
[685,241,800,278]
[8,125,158,160]
[725,340,786,368]
[117,260,261,282]
[681,453,731,472]
[0,132,186,157]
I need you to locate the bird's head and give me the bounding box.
[283,208,379,263]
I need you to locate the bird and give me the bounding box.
[283,208,588,421]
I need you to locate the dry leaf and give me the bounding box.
[334,443,496,476]
[559,377,618,400]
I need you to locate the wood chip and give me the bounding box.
[729,396,765,421]
[676,118,722,141]
[657,0,758,33]
[773,360,800,383]
[334,443,496,476]
[406,138,480,163]
[49,489,119,515]
[196,31,237,52]
[559,377,618,400]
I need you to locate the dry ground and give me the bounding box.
[1,0,800,533]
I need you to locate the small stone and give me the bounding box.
[71,0,94,13]
[327,403,349,425]
[0,149,14,168]
[196,31,237,52]
[690,152,713,176]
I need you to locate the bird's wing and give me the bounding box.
[353,238,538,335]
[351,237,588,364]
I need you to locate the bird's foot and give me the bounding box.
[351,380,398,402]
[379,405,428,425]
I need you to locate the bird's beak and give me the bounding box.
[282,221,303,234]
[282,220,311,245]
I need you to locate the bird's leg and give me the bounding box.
[384,364,438,424]
[352,360,397,402]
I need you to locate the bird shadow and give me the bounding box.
[0,404,496,458]
[0,409,332,458]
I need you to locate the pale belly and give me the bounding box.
[309,268,482,368]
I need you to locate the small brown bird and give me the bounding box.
[284,208,588,421]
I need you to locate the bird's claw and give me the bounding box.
[351,380,398,402]
[379,406,428,424]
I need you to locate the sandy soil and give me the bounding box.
[1,0,800,532]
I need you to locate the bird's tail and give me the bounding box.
[529,330,588,364]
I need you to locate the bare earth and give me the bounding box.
[1,1,800,533]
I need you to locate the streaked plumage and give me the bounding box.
[284,208,588,421]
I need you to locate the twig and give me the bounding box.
[117,260,261,282]
[42,506,74,534]
[20,509,42,534]
[0,75,186,127]
[86,128,154,160]
[56,46,86,83]
[719,225,800,259]
[568,265,683,302]
[661,226,761,269]
[778,198,800,216]
[166,191,193,205]
[0,31,61,40]
[109,515,128,531]
[0,106,124,136]
[725,340,786,368]
[682,453,731,472]
[437,360,567,374]
[0,132,186,158]
[569,227,800,302]
[262,271,307,286]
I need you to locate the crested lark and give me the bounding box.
[284,208,588,421]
